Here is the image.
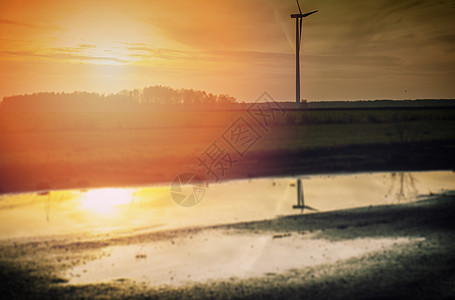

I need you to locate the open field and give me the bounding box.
[0,107,454,193]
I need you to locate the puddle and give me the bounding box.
[0,171,449,287]
[0,171,454,240]
[66,230,423,286]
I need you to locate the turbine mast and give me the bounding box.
[295,17,300,109]
[291,1,317,109]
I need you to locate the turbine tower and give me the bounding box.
[291,1,317,109]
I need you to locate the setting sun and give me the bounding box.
[79,188,133,215]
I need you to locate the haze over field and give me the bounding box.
[1,0,454,101]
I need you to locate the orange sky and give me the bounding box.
[1,0,454,101]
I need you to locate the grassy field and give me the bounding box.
[0,108,454,193]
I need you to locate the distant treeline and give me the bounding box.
[2,86,455,113]
[0,86,237,112]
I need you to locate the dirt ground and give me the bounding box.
[0,191,454,299]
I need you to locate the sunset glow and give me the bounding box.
[1,0,454,101]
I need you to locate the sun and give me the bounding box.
[79,188,133,215]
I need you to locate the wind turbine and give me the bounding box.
[291,0,317,109]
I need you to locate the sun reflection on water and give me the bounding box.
[79,188,134,215]
[0,171,454,240]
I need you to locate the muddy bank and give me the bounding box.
[0,192,454,299]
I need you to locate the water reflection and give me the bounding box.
[79,188,134,215]
[385,173,418,203]
[292,178,319,212]
[0,171,454,240]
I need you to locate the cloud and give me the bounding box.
[284,0,453,56]
[145,0,289,52]
[0,18,62,30]
[0,19,35,28]
[78,44,97,49]
[124,44,292,70]
[1,49,128,64]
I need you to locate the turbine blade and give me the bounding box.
[302,10,318,18]
[295,0,302,15]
